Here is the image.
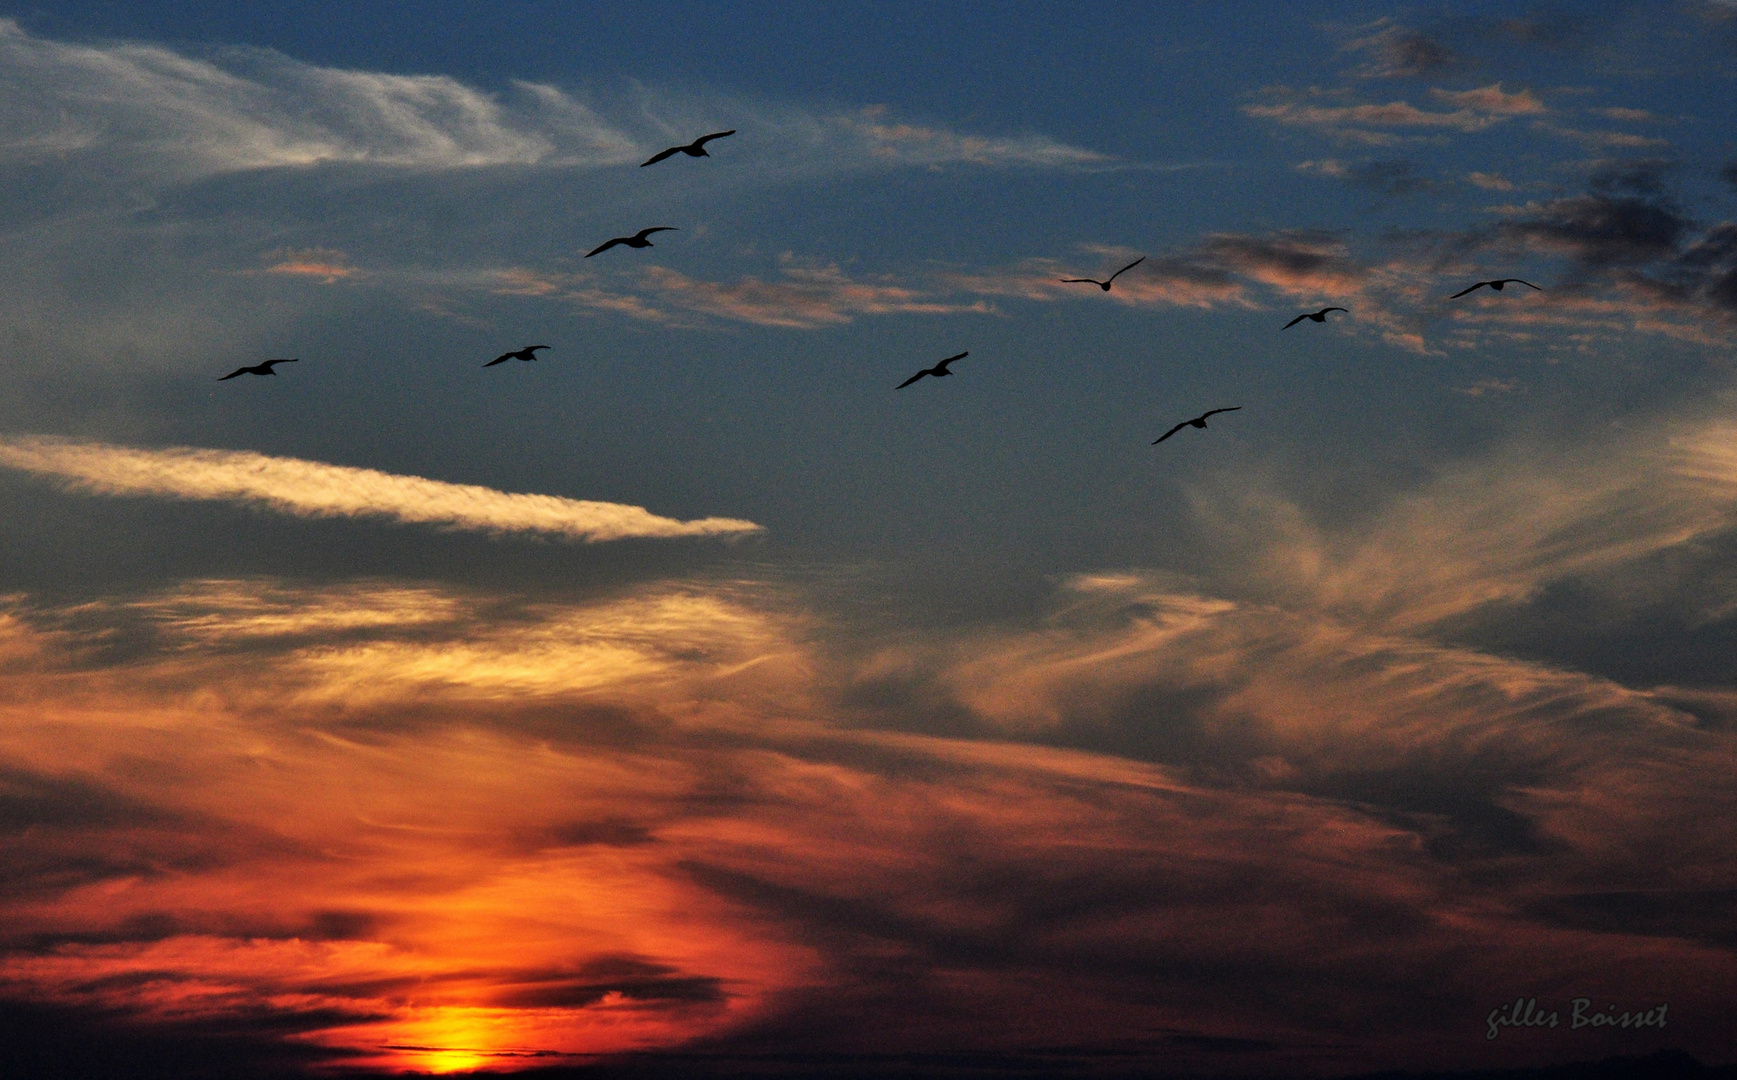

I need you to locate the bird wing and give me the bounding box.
[634,227,677,240]
[1324,307,1348,314]
[1059,278,1104,286]
[896,370,930,389]
[1282,313,1309,329]
[1153,422,1189,444]
[694,130,736,146]
[1106,256,1146,282]
[484,353,514,366]
[585,237,625,257]
[640,146,681,167]
[525,345,550,352]
[262,358,297,369]
[217,368,250,380]
[1200,407,1242,420]
[1507,279,1542,290]
[1448,282,1486,298]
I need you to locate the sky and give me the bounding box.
[2,2,1737,1077]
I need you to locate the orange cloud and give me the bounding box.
[259,248,357,284]
[0,436,763,542]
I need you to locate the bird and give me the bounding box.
[897,352,969,389]
[1060,256,1146,292]
[1153,407,1241,444]
[484,345,550,367]
[218,358,298,380]
[1449,278,1541,298]
[585,227,677,258]
[640,130,737,167]
[1283,307,1348,329]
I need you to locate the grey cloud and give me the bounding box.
[1363,30,1461,78]
[1588,157,1677,196]
[1498,193,1688,265]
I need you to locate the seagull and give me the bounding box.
[1449,278,1541,298]
[585,227,677,258]
[1060,256,1146,292]
[896,351,969,389]
[484,345,550,367]
[1283,306,1348,329]
[640,130,737,167]
[217,358,298,380]
[1153,407,1241,444]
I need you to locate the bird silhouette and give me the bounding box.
[1283,307,1348,329]
[484,345,550,367]
[218,358,298,380]
[1153,407,1241,444]
[1060,256,1146,292]
[1449,278,1541,298]
[897,352,969,389]
[640,130,737,167]
[586,227,677,258]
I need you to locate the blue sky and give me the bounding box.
[2,3,1736,1077]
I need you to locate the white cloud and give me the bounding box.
[0,20,1115,181]
[0,435,762,542]
[0,18,638,176]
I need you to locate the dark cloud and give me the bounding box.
[1498,193,1689,265]
[1344,159,1435,196]
[1372,30,1461,77]
[1589,158,1677,196]
[1722,160,1737,190]
[492,954,729,1009]
[1525,888,1737,949]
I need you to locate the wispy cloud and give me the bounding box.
[0,19,639,176]
[0,20,1117,185]
[637,261,994,328]
[1244,83,1544,145]
[0,436,761,541]
[1342,20,1463,79]
[488,258,995,329]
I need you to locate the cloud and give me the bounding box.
[254,247,358,284]
[636,261,994,328]
[1297,157,1434,195]
[6,406,1737,1073]
[1343,20,1463,78]
[488,258,995,329]
[0,20,1115,188]
[1244,83,1544,146]
[0,436,762,542]
[1428,84,1546,115]
[1536,123,1671,150]
[949,232,1368,315]
[0,19,639,177]
[819,106,1116,171]
[1466,171,1515,191]
[1497,193,1688,266]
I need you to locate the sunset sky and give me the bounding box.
[3,3,1737,1077]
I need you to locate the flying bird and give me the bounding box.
[897,351,969,389]
[217,358,298,380]
[585,227,677,258]
[484,345,550,367]
[1060,256,1146,292]
[640,130,737,167]
[1283,306,1348,329]
[1153,407,1241,444]
[1449,278,1541,298]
